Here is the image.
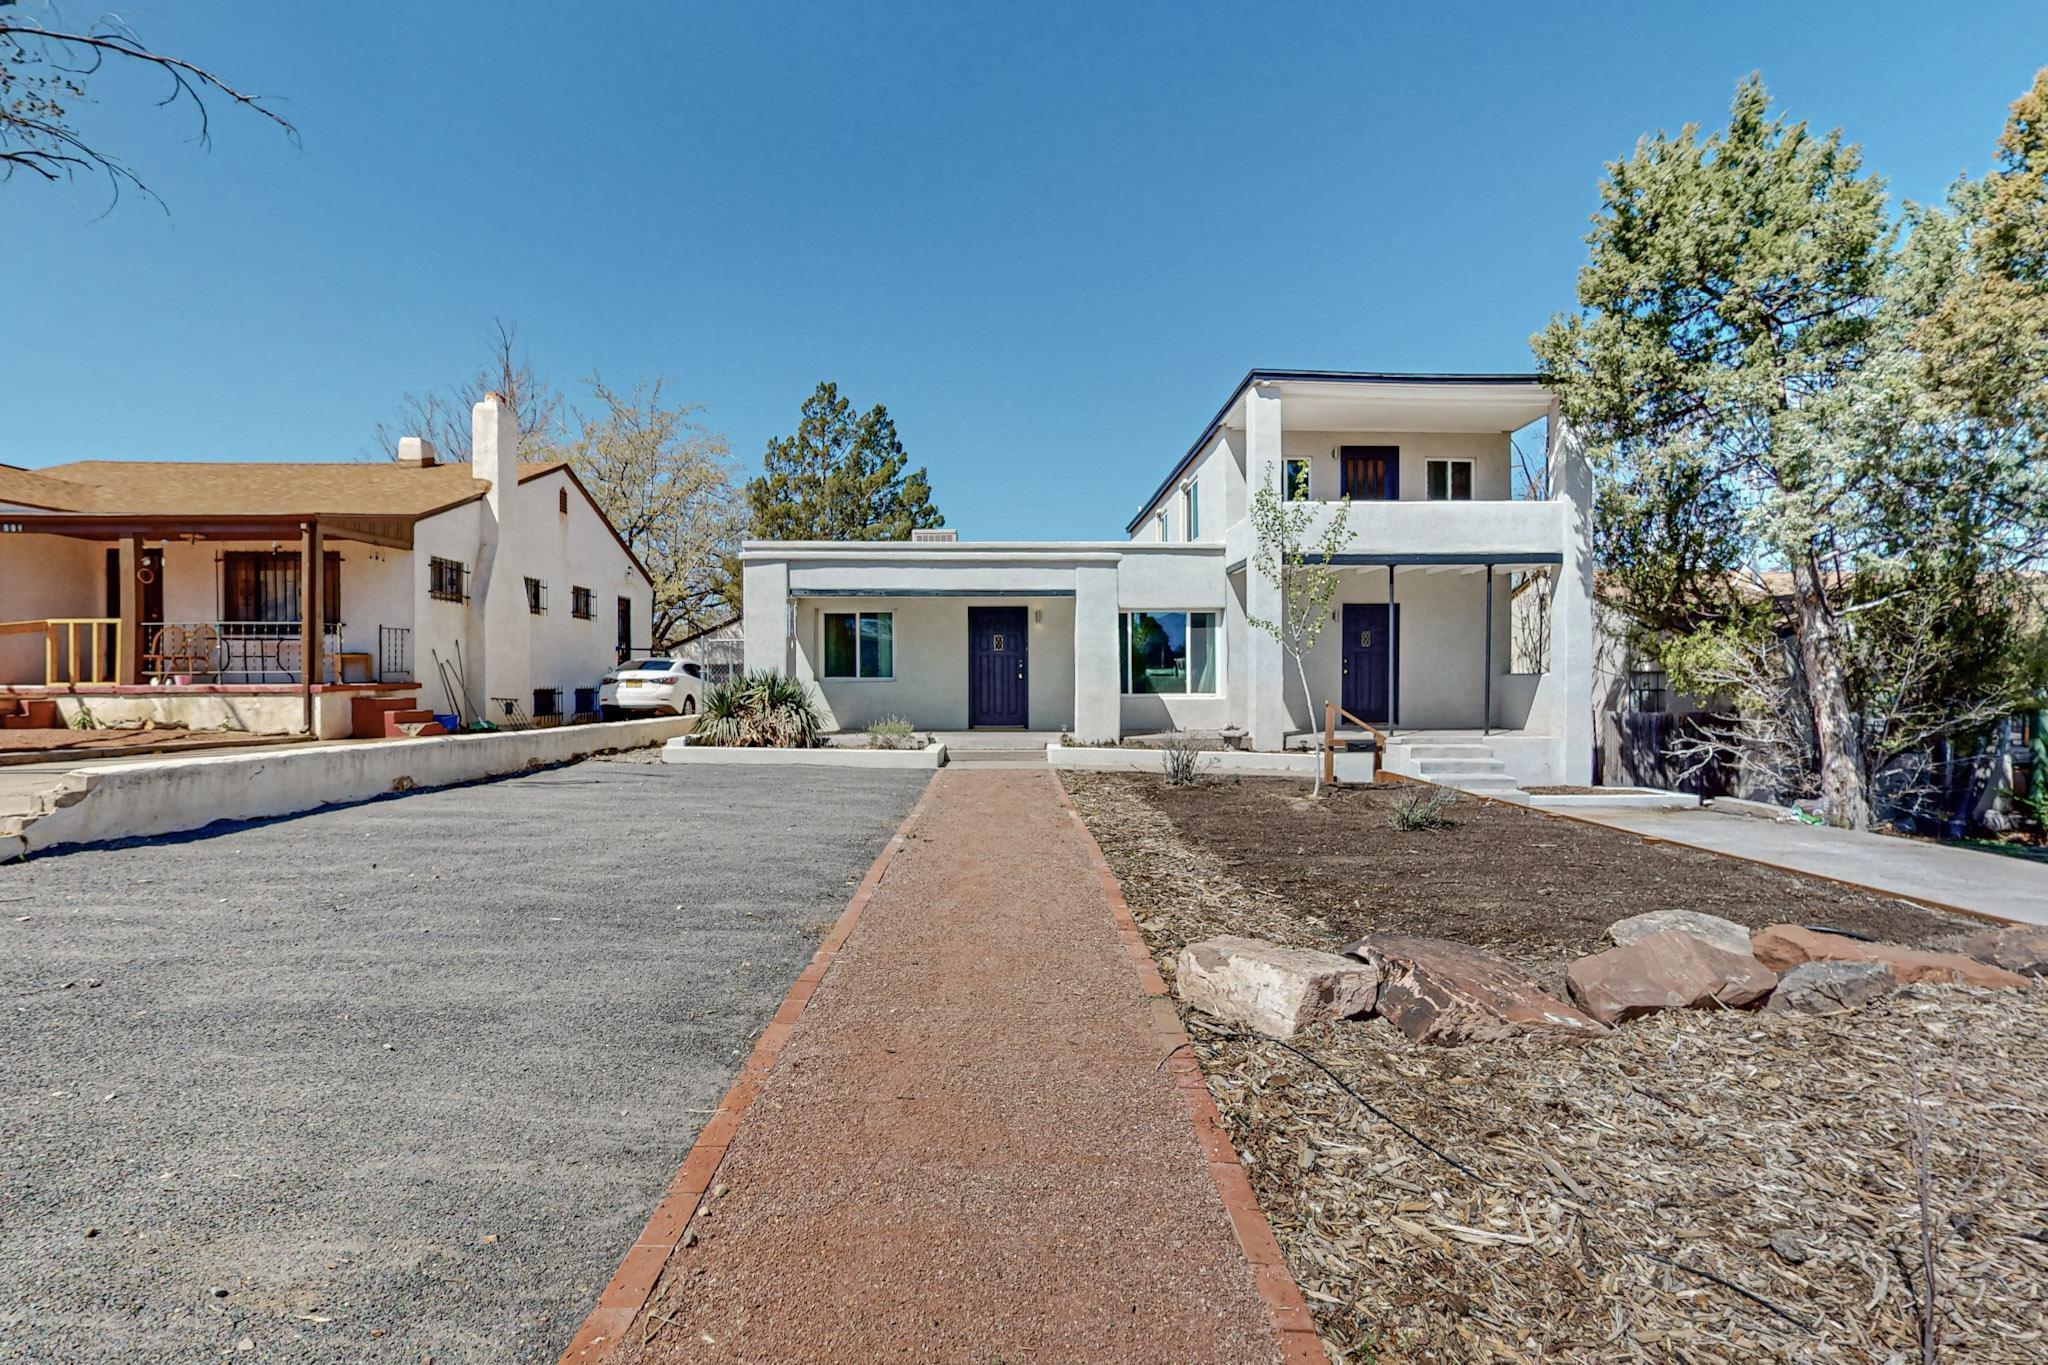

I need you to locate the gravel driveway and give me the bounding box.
[1,758,928,1363]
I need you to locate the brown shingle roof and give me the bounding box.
[18,459,566,518]
[0,464,102,511]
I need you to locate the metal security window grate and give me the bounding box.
[429,557,466,602]
[525,577,547,615]
[570,586,594,619]
[532,687,562,717]
[573,686,598,714]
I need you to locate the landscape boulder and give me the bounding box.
[1961,925,2048,978]
[1606,910,1754,960]
[1766,960,1899,1015]
[1175,935,1379,1039]
[1565,930,1777,1026]
[1750,924,2029,990]
[1340,933,1607,1045]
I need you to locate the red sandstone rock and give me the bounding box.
[1341,932,1608,1045]
[1750,924,2028,990]
[1565,929,1777,1026]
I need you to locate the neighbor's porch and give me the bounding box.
[0,512,422,738]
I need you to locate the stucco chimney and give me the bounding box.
[396,436,437,468]
[472,393,517,515]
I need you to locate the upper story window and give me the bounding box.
[558,487,569,515]
[429,556,467,603]
[525,576,548,615]
[570,586,594,619]
[1426,459,1474,501]
[1281,459,1310,501]
[1153,511,1167,542]
[1181,482,1199,540]
[1340,446,1399,500]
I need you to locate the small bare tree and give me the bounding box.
[1,7,297,211]
[369,320,563,461]
[1246,469,1352,796]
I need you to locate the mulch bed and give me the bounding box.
[1063,771,2048,1363]
[1140,776,1974,993]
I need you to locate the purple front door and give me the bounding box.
[968,606,1029,728]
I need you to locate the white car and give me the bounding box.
[600,658,702,718]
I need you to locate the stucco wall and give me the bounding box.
[1292,568,1520,733]
[1273,429,1515,502]
[0,535,101,681]
[793,595,1076,733]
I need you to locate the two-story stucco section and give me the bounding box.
[742,369,1594,786]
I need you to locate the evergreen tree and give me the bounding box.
[747,382,944,540]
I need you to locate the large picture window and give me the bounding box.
[822,611,893,679]
[1119,611,1218,695]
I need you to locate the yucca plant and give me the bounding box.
[695,670,823,748]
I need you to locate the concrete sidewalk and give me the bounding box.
[1574,807,2048,927]
[591,769,1304,1363]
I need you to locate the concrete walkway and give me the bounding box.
[598,769,1296,1363]
[1574,807,2048,927]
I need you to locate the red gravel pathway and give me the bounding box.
[585,769,1306,1363]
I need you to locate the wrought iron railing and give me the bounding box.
[142,622,348,684]
[378,626,412,683]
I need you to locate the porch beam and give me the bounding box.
[301,519,323,734]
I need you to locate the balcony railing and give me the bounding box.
[1295,498,1566,561]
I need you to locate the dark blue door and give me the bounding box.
[1341,603,1399,723]
[968,606,1029,728]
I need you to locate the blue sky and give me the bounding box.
[9,1,2046,538]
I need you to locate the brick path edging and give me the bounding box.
[1052,777,1327,1365]
[556,778,939,1363]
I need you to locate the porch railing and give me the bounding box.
[142,622,348,684]
[0,618,122,684]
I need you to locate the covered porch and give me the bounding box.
[1,512,419,738]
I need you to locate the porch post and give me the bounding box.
[300,519,324,734]
[1244,381,1289,750]
[1483,565,1493,737]
[1073,562,1121,744]
[117,532,142,685]
[1385,563,1396,735]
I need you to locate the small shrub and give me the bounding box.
[867,716,917,750]
[696,670,823,748]
[67,702,100,731]
[1160,729,1202,786]
[1388,785,1457,831]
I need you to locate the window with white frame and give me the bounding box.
[1426,458,1475,501]
[822,610,893,679]
[1181,481,1199,540]
[1153,510,1167,542]
[1281,458,1310,501]
[1119,611,1219,695]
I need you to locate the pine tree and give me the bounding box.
[747,382,944,540]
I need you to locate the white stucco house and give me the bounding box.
[0,395,653,738]
[740,370,1595,787]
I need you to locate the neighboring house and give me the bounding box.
[0,395,653,738]
[742,370,1595,786]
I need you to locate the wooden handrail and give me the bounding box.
[0,618,121,685]
[1323,701,1390,787]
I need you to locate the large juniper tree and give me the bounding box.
[747,382,944,540]
[1537,73,2048,828]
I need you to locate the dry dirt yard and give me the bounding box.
[1064,772,2048,1364]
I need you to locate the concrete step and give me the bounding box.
[1392,743,1496,760]
[1412,758,1507,776]
[945,750,1047,767]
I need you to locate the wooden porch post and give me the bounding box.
[1482,566,1494,738]
[300,520,324,734]
[117,532,142,685]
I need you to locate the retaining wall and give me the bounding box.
[12,716,695,856]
